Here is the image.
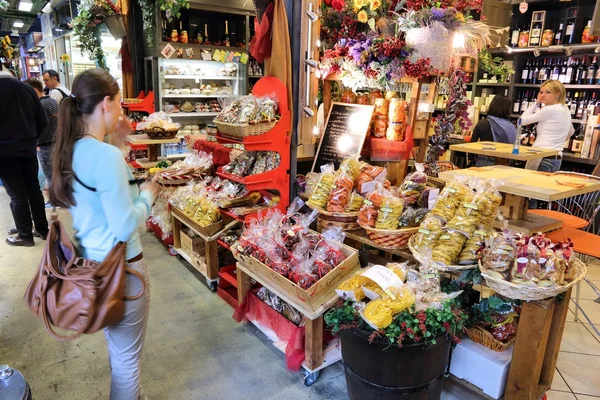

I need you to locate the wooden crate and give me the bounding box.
[180,229,205,257]
[234,235,360,317]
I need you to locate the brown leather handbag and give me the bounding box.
[24,214,145,341]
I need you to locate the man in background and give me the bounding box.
[0,64,49,246]
[25,78,58,209]
[42,69,70,104]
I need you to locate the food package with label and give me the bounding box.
[432,229,468,266]
[429,177,471,222]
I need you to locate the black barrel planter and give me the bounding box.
[340,329,451,400]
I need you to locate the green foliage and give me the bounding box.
[324,301,360,334]
[470,295,519,326]
[478,48,514,83]
[159,0,189,22]
[72,0,119,70]
[138,0,156,48]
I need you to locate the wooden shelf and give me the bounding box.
[475,82,510,87]
[164,75,238,80]
[167,112,219,118]
[162,94,235,98]
[159,41,247,53]
[126,134,181,145]
[514,83,600,90]
[491,43,600,55]
[562,154,598,165]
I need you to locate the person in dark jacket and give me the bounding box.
[0,64,50,246]
[470,95,517,167]
[25,78,59,196]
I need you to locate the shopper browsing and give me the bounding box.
[49,68,159,400]
[25,78,59,201]
[470,95,517,167]
[520,80,573,172]
[42,69,71,104]
[0,63,49,247]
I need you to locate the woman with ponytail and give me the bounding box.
[50,68,158,399]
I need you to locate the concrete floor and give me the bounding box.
[0,188,349,400]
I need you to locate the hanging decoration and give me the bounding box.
[427,69,472,169]
[72,0,120,70]
[138,0,156,48]
[159,0,189,22]
[1,35,20,77]
[0,0,9,11]
[60,54,70,67]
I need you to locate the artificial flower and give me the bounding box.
[332,0,345,12]
[324,0,332,5]
[370,0,381,11]
[455,12,465,22]
[357,10,368,23]
[354,0,366,8]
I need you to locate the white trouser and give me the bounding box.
[104,259,150,400]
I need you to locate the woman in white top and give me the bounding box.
[520,80,574,172]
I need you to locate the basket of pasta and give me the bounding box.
[213,95,279,138]
[408,176,503,271]
[357,165,435,249]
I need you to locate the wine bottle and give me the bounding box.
[521,59,530,83]
[551,59,560,81]
[564,20,575,44]
[510,16,520,47]
[532,61,540,84]
[530,19,543,46]
[576,57,587,85]
[570,92,579,116]
[559,58,568,83]
[513,92,522,114]
[554,22,564,45]
[565,57,574,84]
[538,59,547,82]
[522,91,530,111]
[587,56,599,85]
[576,93,587,119]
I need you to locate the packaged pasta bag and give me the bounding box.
[481,232,517,280]
[376,195,404,230]
[387,261,409,281]
[356,163,387,195]
[327,168,354,213]
[429,176,471,222]
[357,185,387,228]
[432,228,468,266]
[306,163,336,210]
[446,179,486,237]
[303,172,321,199]
[458,227,488,265]
[411,215,444,253]
[345,191,365,212]
[339,158,362,181]
[362,286,415,329]
[481,179,503,227]
[398,164,428,206]
[398,207,418,228]
[336,270,367,301]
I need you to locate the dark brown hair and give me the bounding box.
[24,78,44,93]
[487,95,512,119]
[49,68,119,208]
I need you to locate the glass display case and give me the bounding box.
[157,58,246,125]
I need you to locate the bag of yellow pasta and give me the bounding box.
[362,286,415,329]
[345,191,364,212]
[336,271,366,301]
[412,215,444,253]
[446,179,491,236]
[458,227,488,265]
[306,164,336,210]
[379,286,415,313]
[432,229,467,266]
[339,158,362,181]
[376,196,404,230]
[430,177,471,222]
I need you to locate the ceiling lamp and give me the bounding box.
[18,1,33,11]
[13,20,25,28]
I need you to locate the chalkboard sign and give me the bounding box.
[312,103,374,172]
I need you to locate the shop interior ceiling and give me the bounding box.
[0,0,45,38]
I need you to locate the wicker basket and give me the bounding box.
[144,127,179,140]
[318,214,360,231]
[214,119,277,138]
[479,258,587,301]
[156,172,204,187]
[360,223,418,249]
[465,326,516,352]
[408,235,478,272]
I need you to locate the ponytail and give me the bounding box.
[49,96,85,208]
[48,68,120,208]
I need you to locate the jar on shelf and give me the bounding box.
[369,89,383,104]
[372,116,388,137]
[386,122,405,141]
[180,31,188,44]
[541,29,553,47]
[171,30,179,43]
[374,98,389,117]
[356,92,369,105]
[388,98,407,123]
[385,91,398,100]
[518,31,529,48]
[341,89,356,104]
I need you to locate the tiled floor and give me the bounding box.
[548,259,600,400]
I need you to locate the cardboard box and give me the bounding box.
[180,229,205,258]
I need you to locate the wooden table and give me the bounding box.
[126,134,181,166]
[439,165,600,234]
[450,141,559,165]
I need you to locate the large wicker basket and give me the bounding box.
[144,127,179,140]
[465,326,516,352]
[360,223,418,249]
[408,235,478,272]
[307,205,361,231]
[214,119,277,138]
[479,258,587,301]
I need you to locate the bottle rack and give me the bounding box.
[215,76,291,220]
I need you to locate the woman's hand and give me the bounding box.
[110,113,132,150]
[140,175,160,200]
